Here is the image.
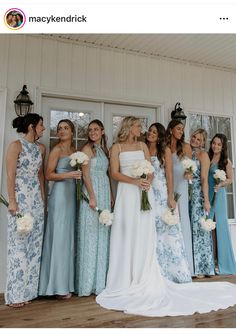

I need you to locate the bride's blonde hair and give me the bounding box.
[116,116,140,143]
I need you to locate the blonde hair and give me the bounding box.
[116,116,140,143]
[190,128,207,148]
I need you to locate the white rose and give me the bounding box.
[99,210,113,226]
[16,213,34,235]
[70,159,77,167]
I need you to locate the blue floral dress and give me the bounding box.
[189,151,214,276]
[5,138,44,304]
[172,153,194,275]
[151,156,191,283]
[75,145,111,296]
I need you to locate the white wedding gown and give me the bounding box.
[96,150,236,316]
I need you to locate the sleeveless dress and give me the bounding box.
[208,163,236,274]
[75,145,111,296]
[151,156,191,283]
[5,138,44,304]
[189,151,214,276]
[172,152,194,275]
[39,157,76,295]
[96,150,236,317]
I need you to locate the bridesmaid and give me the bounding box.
[166,119,194,275]
[39,119,81,298]
[208,133,236,274]
[146,122,191,283]
[75,119,112,296]
[189,129,214,277]
[5,113,45,307]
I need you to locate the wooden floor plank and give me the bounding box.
[0,275,236,328]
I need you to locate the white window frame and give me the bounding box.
[185,110,236,225]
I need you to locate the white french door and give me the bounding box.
[42,96,158,151]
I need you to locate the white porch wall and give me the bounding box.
[1,34,236,291]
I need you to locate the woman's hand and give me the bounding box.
[168,197,176,210]
[214,183,222,192]
[8,199,18,216]
[136,178,150,191]
[89,197,97,210]
[68,170,82,179]
[204,200,211,214]
[111,195,115,208]
[184,172,193,181]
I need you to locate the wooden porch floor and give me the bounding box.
[0,275,236,328]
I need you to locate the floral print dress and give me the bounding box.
[189,151,214,276]
[75,145,111,296]
[151,156,192,283]
[5,138,44,304]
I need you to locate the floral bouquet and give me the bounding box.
[211,169,226,207]
[70,151,89,201]
[181,157,197,184]
[132,159,155,211]
[161,192,181,225]
[200,216,216,232]
[80,191,113,226]
[181,157,197,199]
[0,194,34,235]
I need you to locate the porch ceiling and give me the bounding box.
[45,34,236,72]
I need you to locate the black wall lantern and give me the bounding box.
[171,102,187,124]
[14,85,34,117]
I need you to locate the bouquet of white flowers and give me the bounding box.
[161,192,181,225]
[69,151,89,200]
[211,169,226,207]
[80,192,113,226]
[0,194,34,235]
[132,159,154,211]
[200,216,216,232]
[181,157,197,185]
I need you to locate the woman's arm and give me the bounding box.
[6,140,21,215]
[45,146,81,181]
[38,143,46,202]
[81,145,97,209]
[199,151,211,213]
[110,143,150,189]
[164,147,176,209]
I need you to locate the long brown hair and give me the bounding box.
[208,133,228,171]
[86,119,109,158]
[146,122,166,168]
[166,119,185,159]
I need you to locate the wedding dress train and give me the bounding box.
[96,150,236,316]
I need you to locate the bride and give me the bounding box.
[96,116,236,317]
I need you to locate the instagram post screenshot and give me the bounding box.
[1,0,236,331]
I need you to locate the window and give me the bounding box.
[50,110,91,150]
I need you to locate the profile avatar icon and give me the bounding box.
[4,8,26,30]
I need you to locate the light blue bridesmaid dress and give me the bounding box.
[172,152,194,275]
[151,156,192,283]
[189,151,214,276]
[75,145,111,296]
[208,163,236,274]
[39,156,76,295]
